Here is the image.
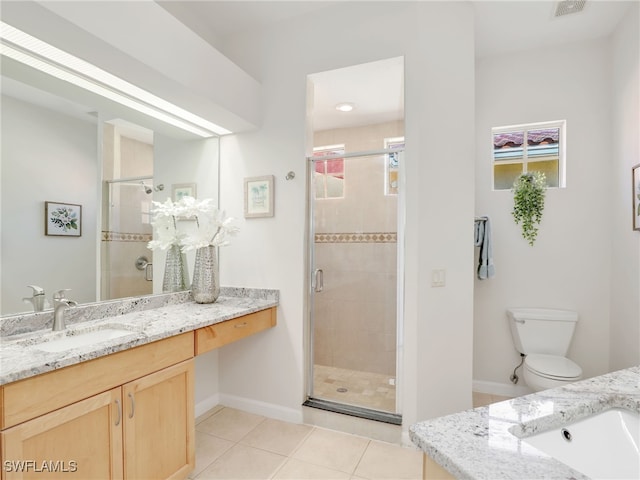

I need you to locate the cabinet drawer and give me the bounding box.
[1,332,193,430]
[195,307,276,355]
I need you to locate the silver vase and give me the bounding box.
[162,244,190,292]
[192,245,220,303]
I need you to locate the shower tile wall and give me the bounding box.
[313,122,403,378]
[313,241,397,375]
[102,127,154,300]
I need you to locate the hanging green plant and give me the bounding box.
[512,171,547,246]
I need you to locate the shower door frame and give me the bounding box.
[102,175,155,301]
[304,149,406,424]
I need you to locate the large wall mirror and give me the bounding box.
[1,64,220,316]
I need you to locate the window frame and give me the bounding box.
[491,120,566,191]
[312,144,345,199]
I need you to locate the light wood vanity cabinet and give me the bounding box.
[123,360,194,480]
[0,334,195,480]
[0,306,276,480]
[423,454,455,480]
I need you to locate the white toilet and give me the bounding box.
[507,308,583,391]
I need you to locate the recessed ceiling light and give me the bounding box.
[0,21,231,137]
[335,103,355,112]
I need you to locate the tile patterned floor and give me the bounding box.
[190,406,423,480]
[313,365,396,413]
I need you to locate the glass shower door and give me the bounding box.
[307,150,403,423]
[101,178,154,300]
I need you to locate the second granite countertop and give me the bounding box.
[0,287,278,386]
[410,366,640,479]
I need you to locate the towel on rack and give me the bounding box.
[474,217,495,280]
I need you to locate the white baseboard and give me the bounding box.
[218,394,303,424]
[195,393,221,418]
[472,379,532,398]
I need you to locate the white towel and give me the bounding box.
[475,217,495,280]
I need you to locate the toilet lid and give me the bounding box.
[525,354,582,379]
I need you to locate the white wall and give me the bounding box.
[474,37,621,391]
[1,95,98,314]
[217,1,475,426]
[610,4,640,371]
[153,134,221,413]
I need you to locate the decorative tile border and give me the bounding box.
[102,231,152,242]
[315,232,397,243]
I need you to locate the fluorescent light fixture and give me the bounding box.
[335,102,355,112]
[0,22,231,137]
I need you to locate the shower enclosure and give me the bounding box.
[101,176,154,300]
[306,148,404,424]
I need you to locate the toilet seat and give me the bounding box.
[525,354,582,380]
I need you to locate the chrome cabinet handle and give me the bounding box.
[234,322,248,328]
[115,398,122,426]
[313,269,324,293]
[128,392,135,419]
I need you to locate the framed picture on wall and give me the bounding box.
[45,201,82,237]
[633,164,640,231]
[172,183,197,201]
[244,175,274,218]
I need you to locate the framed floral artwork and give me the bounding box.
[633,164,640,231]
[244,175,274,218]
[172,183,197,201]
[45,201,82,237]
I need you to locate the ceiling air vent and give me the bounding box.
[554,0,587,17]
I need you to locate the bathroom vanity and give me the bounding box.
[410,366,640,479]
[0,288,278,480]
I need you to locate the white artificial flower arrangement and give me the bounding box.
[148,197,239,252]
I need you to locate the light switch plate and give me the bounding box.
[431,269,446,287]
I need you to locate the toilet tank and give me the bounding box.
[507,308,578,356]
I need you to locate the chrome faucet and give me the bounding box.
[23,285,46,312]
[52,289,78,331]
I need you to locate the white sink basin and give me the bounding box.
[35,328,136,353]
[522,408,640,479]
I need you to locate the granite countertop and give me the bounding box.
[410,366,640,479]
[0,287,278,386]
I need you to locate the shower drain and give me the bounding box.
[336,387,348,393]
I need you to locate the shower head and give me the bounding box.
[140,181,153,194]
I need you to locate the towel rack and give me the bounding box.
[475,216,488,222]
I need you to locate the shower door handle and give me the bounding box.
[313,269,324,293]
[145,263,153,281]
[135,256,153,281]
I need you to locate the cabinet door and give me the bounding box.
[1,388,123,480]
[123,360,194,480]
